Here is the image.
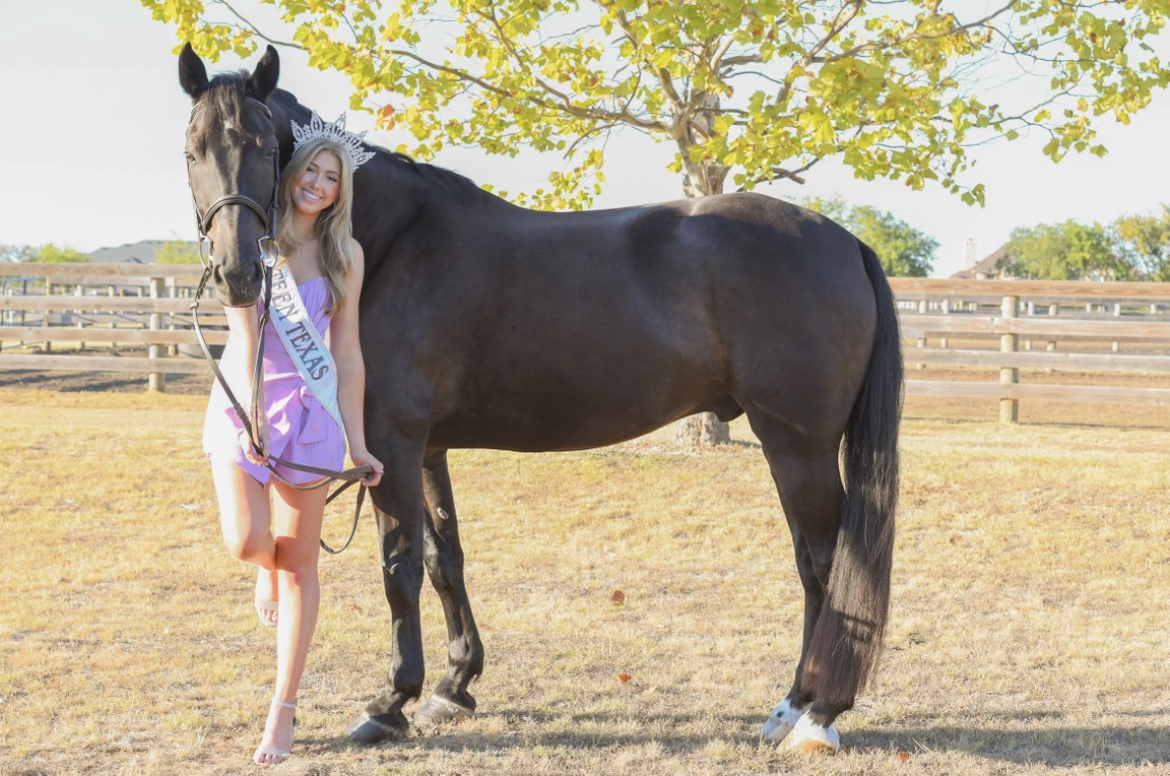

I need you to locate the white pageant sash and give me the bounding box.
[268,262,344,429]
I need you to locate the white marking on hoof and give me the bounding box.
[779,713,840,754]
[761,699,807,744]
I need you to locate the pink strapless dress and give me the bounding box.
[203,276,346,485]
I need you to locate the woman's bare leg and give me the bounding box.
[210,456,275,569]
[253,478,329,765]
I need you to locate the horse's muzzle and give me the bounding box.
[212,258,265,307]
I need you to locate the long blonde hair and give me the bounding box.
[275,138,355,315]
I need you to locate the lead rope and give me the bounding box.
[191,262,371,554]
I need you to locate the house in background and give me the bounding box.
[88,240,174,264]
[951,241,1012,280]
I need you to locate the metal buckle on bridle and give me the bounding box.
[259,236,278,268]
[197,236,213,269]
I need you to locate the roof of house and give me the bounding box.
[87,240,170,264]
[951,244,1010,279]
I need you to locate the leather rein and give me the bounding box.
[186,96,370,555]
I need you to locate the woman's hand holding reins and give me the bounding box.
[349,447,384,488]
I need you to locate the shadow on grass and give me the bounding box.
[290,712,1170,768]
[0,369,210,394]
[852,723,1170,766]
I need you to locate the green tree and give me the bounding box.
[143,0,1170,209]
[0,244,35,263]
[155,239,202,264]
[33,244,90,263]
[803,197,936,276]
[146,0,1170,443]
[1001,220,1126,281]
[1114,205,1170,281]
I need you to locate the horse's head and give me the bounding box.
[179,43,281,307]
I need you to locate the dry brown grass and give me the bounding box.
[1,385,1168,775]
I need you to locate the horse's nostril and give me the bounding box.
[252,261,264,284]
[212,264,224,284]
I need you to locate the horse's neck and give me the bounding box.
[267,91,502,265]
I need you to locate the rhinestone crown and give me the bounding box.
[290,111,376,170]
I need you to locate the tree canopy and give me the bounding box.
[1114,205,1170,281]
[998,216,1163,280]
[0,244,35,263]
[143,0,1170,209]
[33,244,90,263]
[802,197,936,276]
[155,240,203,264]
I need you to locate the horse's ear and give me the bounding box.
[178,42,209,100]
[248,45,280,102]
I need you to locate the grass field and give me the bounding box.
[1,382,1168,775]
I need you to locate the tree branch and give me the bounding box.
[614,9,686,114]
[472,6,669,132]
[710,36,737,71]
[822,1,1017,64]
[216,0,303,49]
[720,54,763,70]
[737,158,821,190]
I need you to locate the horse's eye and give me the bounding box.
[184,151,196,163]
[266,149,277,159]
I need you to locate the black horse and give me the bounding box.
[178,44,901,751]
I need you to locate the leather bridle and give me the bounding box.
[186,95,371,555]
[187,97,280,269]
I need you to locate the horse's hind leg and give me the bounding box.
[414,449,484,731]
[753,416,851,752]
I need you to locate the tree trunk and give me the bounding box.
[675,411,732,447]
[674,91,733,447]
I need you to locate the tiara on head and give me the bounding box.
[290,111,376,170]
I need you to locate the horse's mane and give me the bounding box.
[381,151,495,206]
[267,87,495,206]
[197,76,494,204]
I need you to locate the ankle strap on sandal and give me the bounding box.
[273,698,297,709]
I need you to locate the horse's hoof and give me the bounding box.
[779,714,840,754]
[413,695,474,732]
[347,711,410,744]
[761,699,807,744]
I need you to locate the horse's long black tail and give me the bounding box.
[804,240,902,708]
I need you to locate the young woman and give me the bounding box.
[202,124,383,765]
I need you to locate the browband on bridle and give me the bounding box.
[186,95,372,555]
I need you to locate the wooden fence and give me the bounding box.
[890,278,1170,421]
[3,265,1169,422]
[0,263,225,392]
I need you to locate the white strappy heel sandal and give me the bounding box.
[253,698,297,765]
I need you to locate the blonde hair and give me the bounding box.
[274,138,355,315]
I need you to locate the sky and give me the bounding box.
[2,1,1169,278]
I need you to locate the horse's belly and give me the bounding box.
[427,356,728,452]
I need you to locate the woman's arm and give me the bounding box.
[330,240,384,486]
[222,302,269,463]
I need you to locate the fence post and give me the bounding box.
[42,274,52,352]
[75,286,85,351]
[149,276,166,392]
[1112,303,1121,352]
[166,278,179,357]
[1000,295,1019,424]
[915,299,928,369]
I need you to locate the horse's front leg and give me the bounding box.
[347,437,427,744]
[414,448,484,731]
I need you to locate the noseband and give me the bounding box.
[185,95,371,554]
